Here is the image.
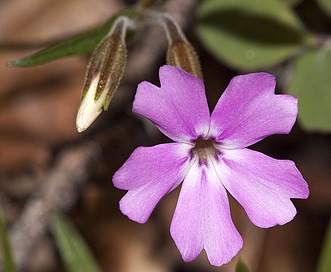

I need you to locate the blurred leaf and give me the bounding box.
[316,216,331,272]
[8,8,135,67]
[50,213,101,272]
[286,48,331,132]
[0,212,17,272]
[316,0,331,17]
[196,0,313,70]
[236,259,250,272]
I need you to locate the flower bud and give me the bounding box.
[162,15,203,81]
[76,16,131,133]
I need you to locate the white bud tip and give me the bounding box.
[76,77,107,133]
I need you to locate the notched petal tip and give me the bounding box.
[114,143,190,225]
[301,185,310,199]
[218,149,309,228]
[210,71,300,147]
[119,196,149,224]
[132,65,210,142]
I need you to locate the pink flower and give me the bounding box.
[113,65,309,266]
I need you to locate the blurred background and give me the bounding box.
[0,0,330,271]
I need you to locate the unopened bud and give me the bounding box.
[76,16,132,133]
[162,15,203,81]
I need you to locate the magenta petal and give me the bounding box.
[170,164,243,266]
[113,143,191,223]
[133,65,210,142]
[216,148,309,228]
[210,73,298,148]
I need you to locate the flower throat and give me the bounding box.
[191,138,219,165]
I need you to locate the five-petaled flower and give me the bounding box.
[113,65,309,266]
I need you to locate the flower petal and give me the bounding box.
[215,148,309,228]
[113,143,191,223]
[170,163,243,266]
[209,73,298,148]
[133,65,210,142]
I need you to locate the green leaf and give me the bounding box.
[0,212,17,272]
[196,0,313,70]
[236,259,250,272]
[286,48,331,132]
[317,217,331,272]
[8,8,135,67]
[49,213,101,272]
[316,0,331,17]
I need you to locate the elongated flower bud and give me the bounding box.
[162,15,203,81]
[76,16,132,133]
